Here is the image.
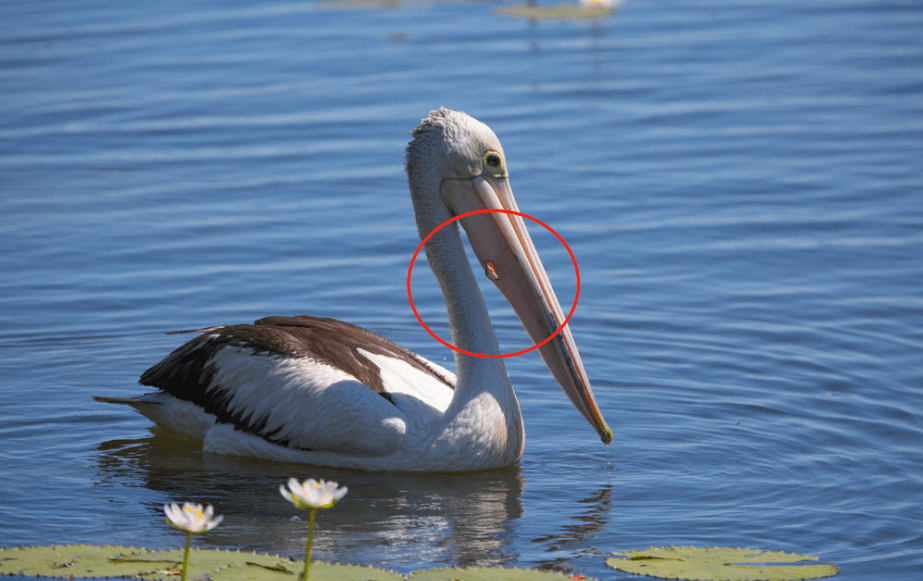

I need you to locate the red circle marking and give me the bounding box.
[407,208,580,359]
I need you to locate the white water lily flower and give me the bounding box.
[280,477,348,510]
[163,502,224,534]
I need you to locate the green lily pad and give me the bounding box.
[409,566,594,581]
[111,546,295,580]
[0,545,401,581]
[0,545,152,578]
[606,546,838,581]
[295,562,403,581]
[495,4,614,22]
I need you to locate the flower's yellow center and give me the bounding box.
[184,506,204,519]
[314,482,322,489]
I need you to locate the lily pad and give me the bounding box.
[606,546,838,581]
[495,4,614,22]
[409,566,595,581]
[111,546,295,580]
[0,545,401,581]
[0,545,154,578]
[297,562,403,581]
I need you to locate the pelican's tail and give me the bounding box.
[94,393,213,441]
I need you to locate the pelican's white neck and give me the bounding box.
[421,218,525,466]
[422,220,500,359]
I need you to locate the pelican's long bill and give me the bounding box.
[441,173,614,444]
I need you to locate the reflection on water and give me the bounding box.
[94,433,616,571]
[529,485,613,571]
[95,434,525,567]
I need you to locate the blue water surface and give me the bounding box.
[1,0,921,579]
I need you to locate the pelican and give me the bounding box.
[97,108,612,472]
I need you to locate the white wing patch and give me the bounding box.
[208,346,408,455]
[356,348,454,413]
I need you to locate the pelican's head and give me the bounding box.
[405,108,613,445]
[405,108,511,231]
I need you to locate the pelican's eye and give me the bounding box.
[482,151,504,175]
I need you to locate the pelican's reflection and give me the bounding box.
[529,484,613,572]
[96,434,524,569]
